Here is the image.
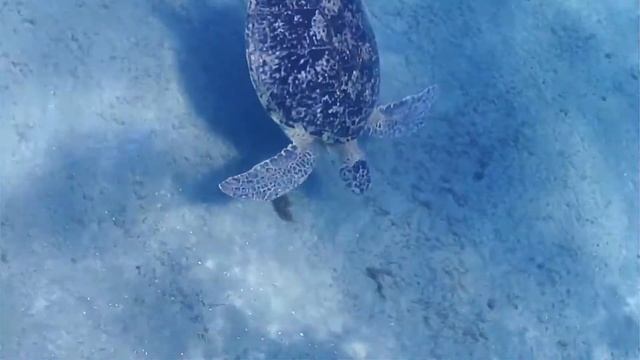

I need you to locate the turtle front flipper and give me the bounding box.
[219,144,315,201]
[366,85,438,138]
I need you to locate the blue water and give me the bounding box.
[1,0,638,359]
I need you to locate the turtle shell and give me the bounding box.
[246,0,380,143]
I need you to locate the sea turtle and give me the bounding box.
[219,0,438,201]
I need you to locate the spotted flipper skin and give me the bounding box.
[367,85,438,138]
[340,159,371,195]
[219,144,315,201]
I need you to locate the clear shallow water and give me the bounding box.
[0,0,638,359]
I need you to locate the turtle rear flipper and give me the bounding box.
[219,144,315,201]
[366,85,438,138]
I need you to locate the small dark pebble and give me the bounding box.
[487,298,496,310]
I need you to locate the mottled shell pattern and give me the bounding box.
[246,0,381,144]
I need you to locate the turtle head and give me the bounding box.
[338,140,371,195]
[340,159,371,194]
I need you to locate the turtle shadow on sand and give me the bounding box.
[152,0,323,209]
